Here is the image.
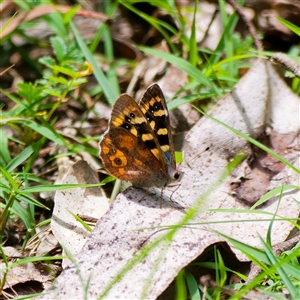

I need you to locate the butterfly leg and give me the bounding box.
[160,188,164,208]
[170,184,181,203]
[137,187,150,202]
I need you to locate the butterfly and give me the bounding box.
[99,83,182,189]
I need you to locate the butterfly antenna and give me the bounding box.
[187,147,210,168]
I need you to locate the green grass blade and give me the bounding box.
[15,120,67,146]
[260,236,299,298]
[5,144,35,172]
[277,18,300,36]
[185,272,201,300]
[0,129,12,166]
[204,10,239,68]
[139,47,217,92]
[70,21,117,105]
[20,183,102,194]
[0,167,18,191]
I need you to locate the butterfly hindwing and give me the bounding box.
[138,84,176,168]
[99,127,169,187]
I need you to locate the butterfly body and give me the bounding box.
[99,84,182,188]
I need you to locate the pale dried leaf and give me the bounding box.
[1,262,55,290]
[41,60,300,299]
[51,160,109,268]
[1,246,23,259]
[35,233,59,257]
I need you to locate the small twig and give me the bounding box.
[77,214,98,224]
[227,0,263,51]
[199,8,219,46]
[271,52,300,78]
[246,234,300,283]
[0,64,15,76]
[273,234,300,256]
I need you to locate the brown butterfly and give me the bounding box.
[99,84,182,188]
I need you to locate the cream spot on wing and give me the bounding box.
[150,148,160,159]
[131,117,145,124]
[161,145,170,152]
[157,128,168,135]
[134,159,143,166]
[149,98,156,106]
[153,109,165,117]
[112,116,125,127]
[150,121,155,130]
[142,133,154,141]
[130,127,138,136]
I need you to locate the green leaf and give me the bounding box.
[45,12,68,38]
[185,273,201,300]
[0,129,11,166]
[5,144,35,172]
[277,18,300,36]
[50,36,67,63]
[17,82,45,105]
[0,11,17,35]
[16,120,67,146]
[47,76,69,85]
[188,0,198,67]
[0,167,18,191]
[68,210,92,232]
[215,231,300,279]
[63,5,81,25]
[38,56,56,68]
[50,65,81,78]
[11,201,31,229]
[260,236,299,298]
[10,255,65,268]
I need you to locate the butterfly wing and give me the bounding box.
[100,127,169,187]
[138,83,176,168]
[99,94,169,188]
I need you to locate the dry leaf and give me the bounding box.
[0,262,57,290]
[41,60,300,299]
[51,160,109,268]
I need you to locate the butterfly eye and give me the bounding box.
[174,172,181,180]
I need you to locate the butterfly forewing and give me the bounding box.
[108,94,168,172]
[138,84,176,168]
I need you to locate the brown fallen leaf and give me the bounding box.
[1,4,112,38]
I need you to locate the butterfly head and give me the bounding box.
[167,166,183,186]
